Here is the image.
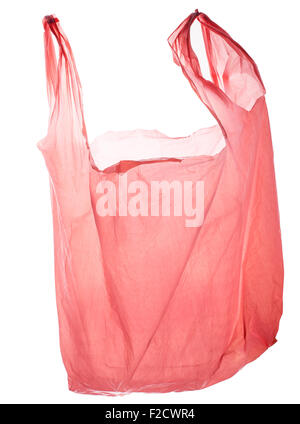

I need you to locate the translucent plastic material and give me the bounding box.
[38,10,284,395]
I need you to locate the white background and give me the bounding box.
[0,0,299,404]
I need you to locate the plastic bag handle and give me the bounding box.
[168,10,266,139]
[168,10,233,142]
[42,15,89,148]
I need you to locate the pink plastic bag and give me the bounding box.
[38,10,284,395]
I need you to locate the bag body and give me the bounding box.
[38,10,284,394]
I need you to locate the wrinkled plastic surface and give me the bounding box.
[38,11,284,395]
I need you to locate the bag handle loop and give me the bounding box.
[168,10,266,139]
[42,15,89,149]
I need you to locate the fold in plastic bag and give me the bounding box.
[38,10,284,395]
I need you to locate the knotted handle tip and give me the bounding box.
[44,15,59,26]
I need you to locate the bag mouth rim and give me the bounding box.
[88,124,226,174]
